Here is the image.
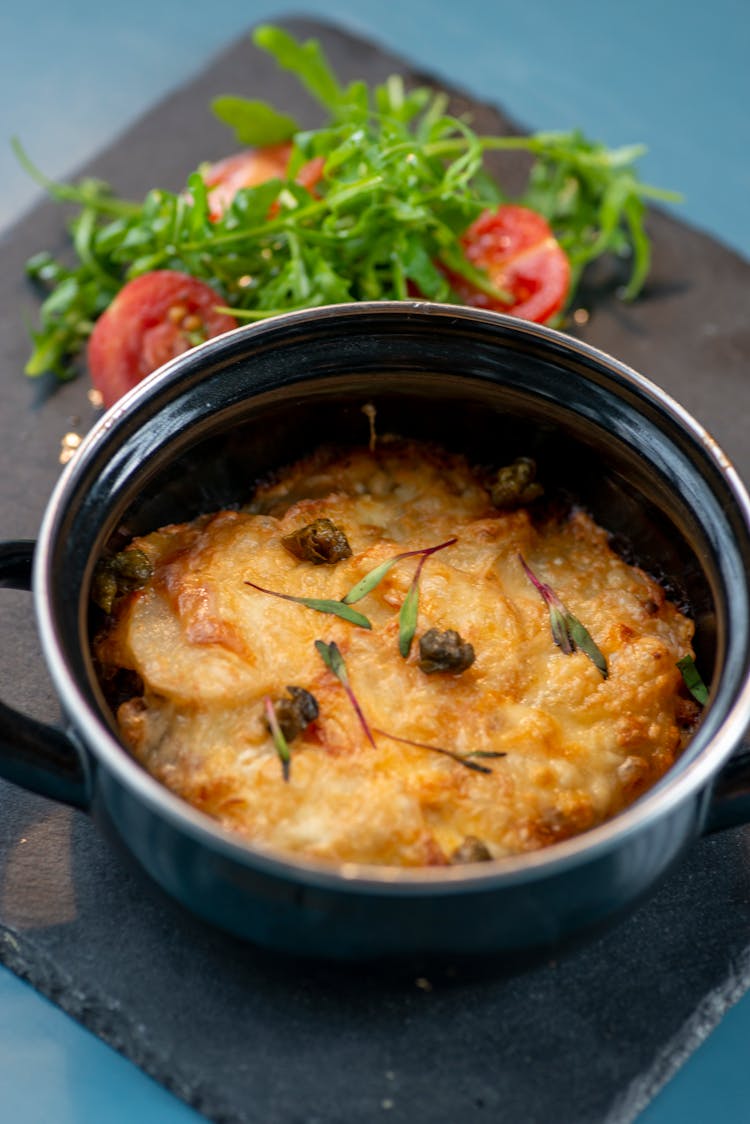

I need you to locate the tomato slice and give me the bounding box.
[447,204,570,323]
[87,270,238,407]
[203,146,326,220]
[203,145,292,220]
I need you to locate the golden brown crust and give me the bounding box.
[94,441,697,867]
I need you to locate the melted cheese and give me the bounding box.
[95,441,697,867]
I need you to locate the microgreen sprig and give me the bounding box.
[373,728,505,774]
[244,578,372,629]
[399,566,423,659]
[676,654,709,705]
[520,555,608,678]
[315,639,376,746]
[263,695,292,781]
[313,639,501,773]
[342,537,457,605]
[398,539,458,657]
[340,557,400,604]
[339,537,457,659]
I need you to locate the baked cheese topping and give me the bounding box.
[93,440,698,867]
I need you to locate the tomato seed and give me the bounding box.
[168,303,188,323]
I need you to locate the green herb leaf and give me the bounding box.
[211,96,299,147]
[520,554,608,678]
[567,614,609,678]
[676,654,709,705]
[244,579,371,628]
[263,695,292,781]
[548,603,574,655]
[314,638,347,681]
[399,577,420,658]
[399,538,459,659]
[314,639,376,746]
[251,25,345,113]
[341,557,400,604]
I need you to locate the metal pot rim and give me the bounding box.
[33,301,750,894]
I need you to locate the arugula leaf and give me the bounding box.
[252,25,345,112]
[211,97,299,147]
[515,130,678,302]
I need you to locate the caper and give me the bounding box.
[272,686,320,742]
[418,628,475,674]
[451,836,493,864]
[490,457,543,510]
[281,518,352,564]
[91,548,153,613]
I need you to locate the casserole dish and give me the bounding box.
[2,301,750,959]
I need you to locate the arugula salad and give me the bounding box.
[15,24,679,406]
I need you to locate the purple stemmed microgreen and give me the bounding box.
[373,727,505,774]
[398,540,457,654]
[520,555,608,678]
[341,536,457,659]
[341,537,457,606]
[244,537,457,641]
[312,640,501,773]
[676,655,708,705]
[314,640,376,747]
[244,579,372,629]
[263,695,292,781]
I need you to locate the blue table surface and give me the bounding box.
[1,2,748,1121]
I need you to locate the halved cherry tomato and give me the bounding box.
[87,270,238,407]
[203,144,291,220]
[203,146,326,221]
[447,204,570,323]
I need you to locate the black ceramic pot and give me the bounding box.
[2,302,750,959]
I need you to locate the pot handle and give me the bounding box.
[703,741,750,834]
[0,541,90,810]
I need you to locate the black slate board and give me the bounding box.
[2,17,750,1124]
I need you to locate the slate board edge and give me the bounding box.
[0,923,229,1122]
[605,944,750,1123]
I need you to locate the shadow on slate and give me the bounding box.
[1,16,750,1124]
